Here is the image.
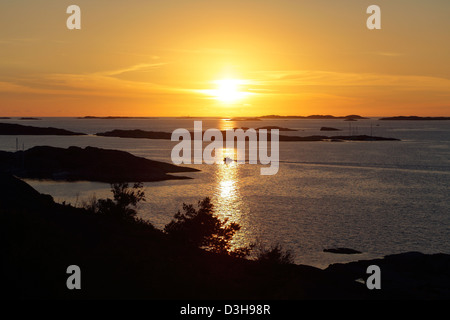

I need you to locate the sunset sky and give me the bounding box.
[1,0,449,117]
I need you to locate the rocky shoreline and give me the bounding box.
[0,146,199,182]
[1,174,448,299]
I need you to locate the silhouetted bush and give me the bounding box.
[164,197,253,257]
[85,182,146,221]
[256,243,294,265]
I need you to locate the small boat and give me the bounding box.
[223,157,234,164]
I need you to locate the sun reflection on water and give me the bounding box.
[206,119,253,249]
[214,147,239,218]
[212,146,252,250]
[219,118,236,131]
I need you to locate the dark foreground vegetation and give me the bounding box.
[1,174,449,299]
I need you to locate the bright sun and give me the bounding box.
[212,79,248,103]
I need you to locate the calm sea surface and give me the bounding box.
[1,117,449,268]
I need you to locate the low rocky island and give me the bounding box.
[0,123,86,136]
[0,146,199,182]
[320,127,342,131]
[227,117,262,121]
[281,135,399,142]
[79,116,158,119]
[260,115,368,120]
[324,248,362,254]
[96,129,172,139]
[379,116,450,121]
[235,126,298,132]
[96,129,399,142]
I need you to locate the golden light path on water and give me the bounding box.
[211,120,252,251]
[215,147,239,218]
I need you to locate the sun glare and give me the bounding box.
[212,79,249,103]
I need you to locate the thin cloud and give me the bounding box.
[250,70,450,90]
[101,62,168,77]
[0,62,186,99]
[2,66,449,103]
[0,61,177,98]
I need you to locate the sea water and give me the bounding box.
[0,117,449,268]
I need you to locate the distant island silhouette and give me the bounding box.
[324,248,362,254]
[279,135,399,142]
[259,115,368,120]
[79,116,159,119]
[0,122,398,142]
[96,129,399,142]
[234,126,299,131]
[0,123,85,136]
[320,127,342,131]
[228,117,262,121]
[79,114,368,120]
[96,129,172,139]
[0,146,199,182]
[379,116,450,120]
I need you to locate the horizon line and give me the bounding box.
[2,114,450,119]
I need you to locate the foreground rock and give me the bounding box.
[325,252,450,299]
[0,146,199,182]
[0,173,54,209]
[0,123,85,135]
[0,175,366,300]
[2,176,447,300]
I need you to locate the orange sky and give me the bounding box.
[1,1,449,117]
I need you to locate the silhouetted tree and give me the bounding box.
[256,243,294,265]
[88,182,146,221]
[164,197,253,257]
